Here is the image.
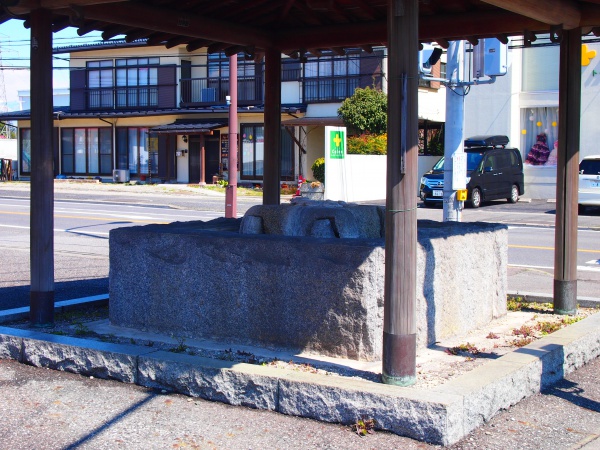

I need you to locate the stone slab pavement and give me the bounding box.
[0,326,599,449]
[0,303,599,448]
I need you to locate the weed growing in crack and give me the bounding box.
[168,335,189,353]
[351,418,376,436]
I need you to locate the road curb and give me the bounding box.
[0,311,598,445]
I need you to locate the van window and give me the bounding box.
[466,152,484,171]
[496,152,511,169]
[580,159,600,174]
[483,155,497,171]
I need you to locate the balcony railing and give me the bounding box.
[179,76,263,107]
[302,73,383,103]
[87,86,159,109]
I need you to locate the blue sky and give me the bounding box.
[0,18,103,111]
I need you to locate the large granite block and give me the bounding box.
[110,218,507,361]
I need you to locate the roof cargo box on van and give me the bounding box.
[464,135,509,148]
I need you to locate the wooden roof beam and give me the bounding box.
[51,16,71,32]
[580,3,600,27]
[146,33,173,46]
[6,0,129,15]
[479,0,581,29]
[75,2,273,48]
[125,29,155,43]
[186,39,213,52]
[165,36,192,49]
[278,10,549,52]
[101,25,130,40]
[279,0,296,20]
[76,20,103,36]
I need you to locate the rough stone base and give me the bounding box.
[109,218,507,361]
[1,312,598,446]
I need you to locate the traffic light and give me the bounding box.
[419,44,443,74]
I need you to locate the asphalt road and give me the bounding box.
[2,182,599,308]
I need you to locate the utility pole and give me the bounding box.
[443,40,465,222]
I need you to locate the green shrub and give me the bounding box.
[311,157,325,184]
[338,86,387,135]
[347,133,387,155]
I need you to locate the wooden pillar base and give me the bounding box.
[30,291,54,327]
[382,332,416,386]
[554,279,577,315]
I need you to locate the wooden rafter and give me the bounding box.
[479,0,581,29]
[70,2,273,48]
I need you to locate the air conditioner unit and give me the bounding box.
[113,169,130,183]
[201,88,217,102]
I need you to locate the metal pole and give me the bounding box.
[225,55,238,218]
[382,0,418,386]
[443,40,465,222]
[29,9,54,326]
[199,134,206,185]
[263,47,282,205]
[554,28,581,315]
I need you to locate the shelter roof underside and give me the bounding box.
[2,1,600,57]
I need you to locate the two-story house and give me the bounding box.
[5,39,446,185]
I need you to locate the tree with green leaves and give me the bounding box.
[337,86,387,135]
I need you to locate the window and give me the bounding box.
[87,60,114,108]
[87,58,160,109]
[208,53,255,78]
[303,52,363,101]
[116,127,154,175]
[522,45,559,92]
[61,128,112,175]
[115,57,159,108]
[241,124,264,179]
[20,129,31,174]
[240,124,294,180]
[207,52,260,102]
[520,107,559,165]
[282,59,301,81]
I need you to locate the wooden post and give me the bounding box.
[382,0,418,386]
[554,28,581,315]
[29,9,55,326]
[263,47,281,205]
[225,54,238,218]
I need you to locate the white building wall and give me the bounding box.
[0,139,17,159]
[464,39,600,199]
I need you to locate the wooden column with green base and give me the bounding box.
[383,0,419,386]
[554,28,581,316]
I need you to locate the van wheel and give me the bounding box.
[470,188,482,208]
[508,184,519,203]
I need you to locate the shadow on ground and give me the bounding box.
[0,278,109,310]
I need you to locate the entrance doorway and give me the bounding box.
[189,133,220,183]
